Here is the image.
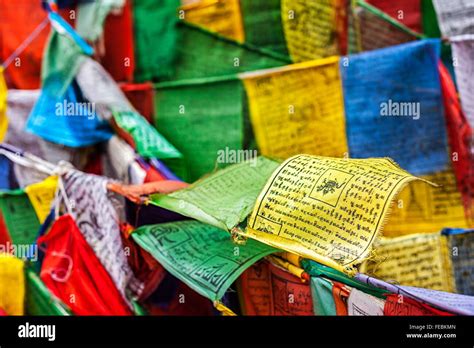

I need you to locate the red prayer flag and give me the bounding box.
[366,0,422,33]
[39,214,133,316]
[384,294,454,316]
[439,61,474,219]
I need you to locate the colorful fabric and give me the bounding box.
[120,83,154,123]
[332,281,350,315]
[41,26,88,100]
[439,61,474,214]
[38,214,132,315]
[26,80,113,147]
[0,68,8,141]
[0,155,12,189]
[347,288,385,316]
[63,170,142,301]
[76,57,132,120]
[5,90,86,182]
[302,259,387,298]
[25,268,70,316]
[310,277,337,315]
[145,277,214,316]
[0,0,50,89]
[451,38,474,132]
[0,255,25,315]
[432,0,474,37]
[238,260,272,315]
[242,58,348,159]
[24,176,58,224]
[102,0,135,82]
[356,273,474,315]
[383,169,469,236]
[342,39,448,175]
[362,233,456,292]
[266,261,313,315]
[445,229,474,296]
[103,136,139,183]
[239,259,313,315]
[349,0,421,53]
[154,78,245,181]
[182,0,245,42]
[281,0,344,62]
[384,294,453,316]
[76,58,180,160]
[4,90,43,158]
[112,110,181,159]
[150,157,279,231]
[166,22,289,81]
[367,0,422,32]
[0,189,40,245]
[120,224,167,301]
[0,212,10,247]
[422,0,441,37]
[240,0,288,55]
[133,0,181,81]
[76,0,125,42]
[132,220,277,301]
[245,155,424,273]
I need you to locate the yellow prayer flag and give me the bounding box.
[0,255,25,315]
[281,0,340,62]
[241,57,348,159]
[214,301,237,316]
[243,155,425,274]
[181,0,245,42]
[267,255,306,280]
[0,67,8,141]
[25,176,59,224]
[361,233,455,292]
[383,169,469,237]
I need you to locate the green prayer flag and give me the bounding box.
[310,277,337,315]
[42,30,85,98]
[154,78,245,181]
[240,0,289,56]
[133,0,181,81]
[302,260,387,298]
[166,22,290,81]
[421,0,454,78]
[76,0,124,41]
[113,110,182,159]
[149,157,280,231]
[132,220,277,301]
[422,0,441,37]
[0,190,40,245]
[25,269,70,316]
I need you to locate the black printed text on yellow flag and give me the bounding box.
[240,57,347,160]
[242,155,428,274]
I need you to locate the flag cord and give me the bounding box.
[0,148,55,176]
[57,176,74,216]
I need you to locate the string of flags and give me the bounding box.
[0,0,473,317]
